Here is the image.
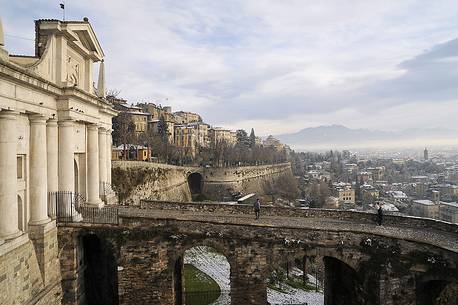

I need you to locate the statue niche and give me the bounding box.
[66,56,80,87]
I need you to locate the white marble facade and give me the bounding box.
[0,18,116,244]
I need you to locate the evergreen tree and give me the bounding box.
[249,128,256,148]
[157,115,168,143]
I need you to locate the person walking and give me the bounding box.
[376,202,383,225]
[254,198,261,220]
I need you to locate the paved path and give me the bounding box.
[119,208,458,253]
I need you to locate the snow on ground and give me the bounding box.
[184,246,231,305]
[184,246,324,305]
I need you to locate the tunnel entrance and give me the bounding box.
[187,173,203,196]
[82,234,118,305]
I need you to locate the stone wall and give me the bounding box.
[112,161,195,204]
[112,161,294,204]
[201,163,293,199]
[0,225,62,305]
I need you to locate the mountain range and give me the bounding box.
[275,125,458,150]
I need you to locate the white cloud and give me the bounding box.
[2,0,458,135]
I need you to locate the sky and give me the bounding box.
[1,0,458,136]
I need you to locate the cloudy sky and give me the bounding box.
[2,0,458,136]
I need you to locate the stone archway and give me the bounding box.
[324,256,364,305]
[187,172,203,197]
[175,245,232,305]
[81,234,118,305]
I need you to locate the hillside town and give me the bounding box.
[293,147,458,224]
[109,96,291,166]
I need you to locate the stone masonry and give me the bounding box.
[57,203,458,305]
[111,161,293,204]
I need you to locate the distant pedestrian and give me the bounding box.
[254,198,261,220]
[376,203,383,225]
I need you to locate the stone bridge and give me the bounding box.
[111,162,293,203]
[58,202,458,305]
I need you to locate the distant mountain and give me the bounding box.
[275,125,458,150]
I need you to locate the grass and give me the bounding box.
[184,264,221,305]
[184,264,221,293]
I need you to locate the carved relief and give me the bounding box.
[66,56,80,86]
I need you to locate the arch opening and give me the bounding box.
[324,256,363,305]
[175,246,231,305]
[187,173,203,198]
[82,234,118,305]
[74,159,79,194]
[267,253,324,305]
[416,280,458,305]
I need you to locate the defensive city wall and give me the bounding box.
[111,161,293,203]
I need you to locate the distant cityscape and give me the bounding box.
[294,147,458,224]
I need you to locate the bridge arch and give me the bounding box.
[324,256,365,305]
[174,244,232,305]
[80,233,119,305]
[187,172,203,196]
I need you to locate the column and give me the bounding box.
[98,127,107,195]
[47,118,58,193]
[0,110,21,241]
[47,118,58,218]
[87,124,102,206]
[58,120,74,192]
[58,119,82,220]
[106,129,112,184]
[29,114,50,225]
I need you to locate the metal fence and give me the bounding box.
[100,182,116,204]
[48,191,118,224]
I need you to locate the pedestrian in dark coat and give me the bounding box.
[254,198,261,220]
[376,203,383,225]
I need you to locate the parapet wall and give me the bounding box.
[140,200,458,235]
[112,161,196,204]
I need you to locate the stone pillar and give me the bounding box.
[0,110,21,241]
[47,118,58,218]
[378,266,416,305]
[118,239,175,305]
[58,120,81,220]
[47,118,58,193]
[98,127,107,196]
[231,245,268,305]
[87,124,102,206]
[58,120,74,192]
[106,129,112,184]
[29,114,50,225]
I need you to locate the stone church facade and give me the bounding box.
[0,17,116,304]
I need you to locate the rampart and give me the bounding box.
[112,162,294,204]
[201,163,293,199]
[111,161,196,204]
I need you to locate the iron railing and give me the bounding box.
[100,182,116,204]
[48,191,118,224]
